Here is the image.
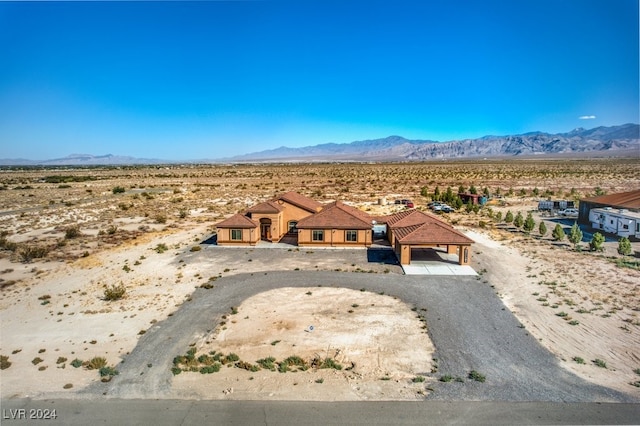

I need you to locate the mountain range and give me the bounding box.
[1,124,638,166]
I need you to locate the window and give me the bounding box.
[288,221,298,233]
[231,229,242,240]
[312,230,324,241]
[345,230,358,242]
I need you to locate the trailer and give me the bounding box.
[538,200,574,211]
[589,207,640,239]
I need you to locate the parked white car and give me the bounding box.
[560,208,579,217]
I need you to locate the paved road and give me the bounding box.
[80,270,634,403]
[1,398,639,425]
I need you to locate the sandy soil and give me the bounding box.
[172,287,434,400]
[468,228,640,396]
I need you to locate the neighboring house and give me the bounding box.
[215,191,474,265]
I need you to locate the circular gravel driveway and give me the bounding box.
[88,270,636,402]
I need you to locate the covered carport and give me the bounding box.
[378,209,474,267]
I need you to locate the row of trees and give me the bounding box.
[498,210,633,254]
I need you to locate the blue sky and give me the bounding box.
[1,0,638,160]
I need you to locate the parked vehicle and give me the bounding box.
[405,202,414,208]
[559,208,578,217]
[440,205,455,213]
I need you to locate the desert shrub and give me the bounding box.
[1,355,11,370]
[190,245,202,252]
[85,356,107,370]
[199,364,220,374]
[552,224,565,241]
[154,243,168,253]
[18,245,50,262]
[236,361,260,372]
[71,358,83,368]
[112,186,125,194]
[32,357,44,365]
[256,357,276,371]
[64,225,81,239]
[573,356,585,364]
[468,370,486,382]
[104,284,126,301]
[224,353,240,364]
[56,357,67,364]
[618,237,632,256]
[106,225,118,235]
[439,374,453,382]
[99,366,119,377]
[593,359,607,368]
[171,367,182,375]
[589,232,605,252]
[412,376,426,383]
[319,358,342,370]
[155,214,167,224]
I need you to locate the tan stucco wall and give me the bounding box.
[216,227,259,246]
[298,228,371,247]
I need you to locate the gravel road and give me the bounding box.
[83,259,636,402]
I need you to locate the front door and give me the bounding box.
[260,218,272,241]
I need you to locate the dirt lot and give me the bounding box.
[0,160,639,401]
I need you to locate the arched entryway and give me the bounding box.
[260,218,272,240]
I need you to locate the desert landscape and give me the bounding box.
[0,159,639,401]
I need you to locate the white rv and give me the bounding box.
[589,207,640,239]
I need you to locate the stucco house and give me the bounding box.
[216,191,322,245]
[216,191,473,265]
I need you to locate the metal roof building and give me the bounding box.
[578,189,640,224]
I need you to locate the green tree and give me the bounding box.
[589,232,605,252]
[532,187,540,196]
[469,185,478,195]
[454,196,463,210]
[495,187,502,196]
[112,186,125,194]
[465,199,474,214]
[618,237,632,256]
[458,185,466,194]
[538,221,547,237]
[552,224,565,241]
[494,211,503,222]
[505,211,514,224]
[483,187,490,197]
[433,186,441,201]
[420,186,429,197]
[568,222,583,249]
[523,212,535,233]
[444,187,455,203]
[514,212,524,228]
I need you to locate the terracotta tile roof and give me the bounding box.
[394,221,474,245]
[387,209,444,229]
[215,214,258,229]
[581,189,640,210]
[297,201,372,229]
[277,191,323,213]
[245,200,283,214]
